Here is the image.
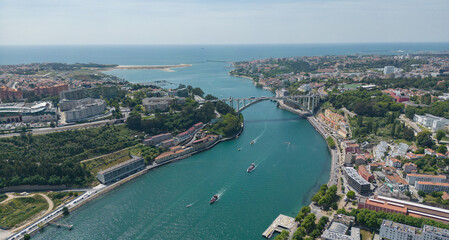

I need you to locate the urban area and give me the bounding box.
[1,52,449,240]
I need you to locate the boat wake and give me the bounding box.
[252,123,267,144]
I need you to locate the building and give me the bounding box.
[191,135,219,151]
[0,101,57,123]
[154,147,194,164]
[406,173,446,185]
[321,214,360,240]
[96,156,145,184]
[388,157,402,168]
[0,86,22,101]
[359,195,449,223]
[358,166,374,182]
[60,98,107,122]
[374,141,389,160]
[413,114,449,132]
[416,181,449,193]
[403,163,417,174]
[344,167,371,193]
[60,88,86,100]
[380,220,449,240]
[142,96,186,112]
[34,84,68,96]
[143,133,173,146]
[390,143,409,158]
[384,66,395,75]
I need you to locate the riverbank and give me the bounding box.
[6,122,246,239]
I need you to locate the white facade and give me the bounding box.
[413,114,449,132]
[380,220,449,240]
[60,98,106,122]
[384,66,395,75]
[416,181,449,193]
[406,174,446,185]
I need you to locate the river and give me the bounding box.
[3,44,447,239]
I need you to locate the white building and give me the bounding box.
[406,173,447,185]
[413,114,449,132]
[416,181,449,193]
[384,66,395,75]
[380,220,449,240]
[0,101,57,123]
[60,98,107,123]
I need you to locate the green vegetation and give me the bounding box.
[360,229,373,240]
[127,91,243,138]
[62,206,69,216]
[326,136,336,149]
[402,154,448,174]
[48,191,79,207]
[24,234,31,240]
[416,131,434,148]
[0,194,6,203]
[423,191,449,206]
[274,230,290,240]
[311,185,339,210]
[346,191,355,199]
[208,113,243,138]
[0,195,48,229]
[405,100,449,119]
[364,76,449,91]
[295,206,311,222]
[0,125,140,188]
[337,208,449,231]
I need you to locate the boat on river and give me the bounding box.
[210,195,219,204]
[247,163,255,173]
[250,140,255,145]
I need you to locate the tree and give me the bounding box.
[416,131,434,148]
[436,130,446,143]
[310,229,322,239]
[126,111,142,130]
[50,121,56,128]
[292,227,306,240]
[437,145,447,154]
[24,234,31,240]
[63,206,70,216]
[402,126,415,141]
[274,230,290,240]
[418,190,426,198]
[346,191,355,199]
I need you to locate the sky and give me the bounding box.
[0,0,448,45]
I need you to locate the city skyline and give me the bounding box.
[1,0,449,45]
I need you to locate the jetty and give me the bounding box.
[262,214,296,238]
[48,222,73,230]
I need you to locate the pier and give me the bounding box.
[48,222,73,230]
[262,214,296,238]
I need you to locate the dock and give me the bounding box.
[262,214,296,238]
[48,222,73,230]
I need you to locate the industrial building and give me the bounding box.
[344,167,371,193]
[97,157,145,184]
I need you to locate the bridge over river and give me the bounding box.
[201,94,324,116]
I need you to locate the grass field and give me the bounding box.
[82,147,133,175]
[360,229,373,240]
[0,194,7,203]
[0,195,48,229]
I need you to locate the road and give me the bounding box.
[399,114,422,134]
[0,118,124,138]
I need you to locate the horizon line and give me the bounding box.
[1,41,449,47]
